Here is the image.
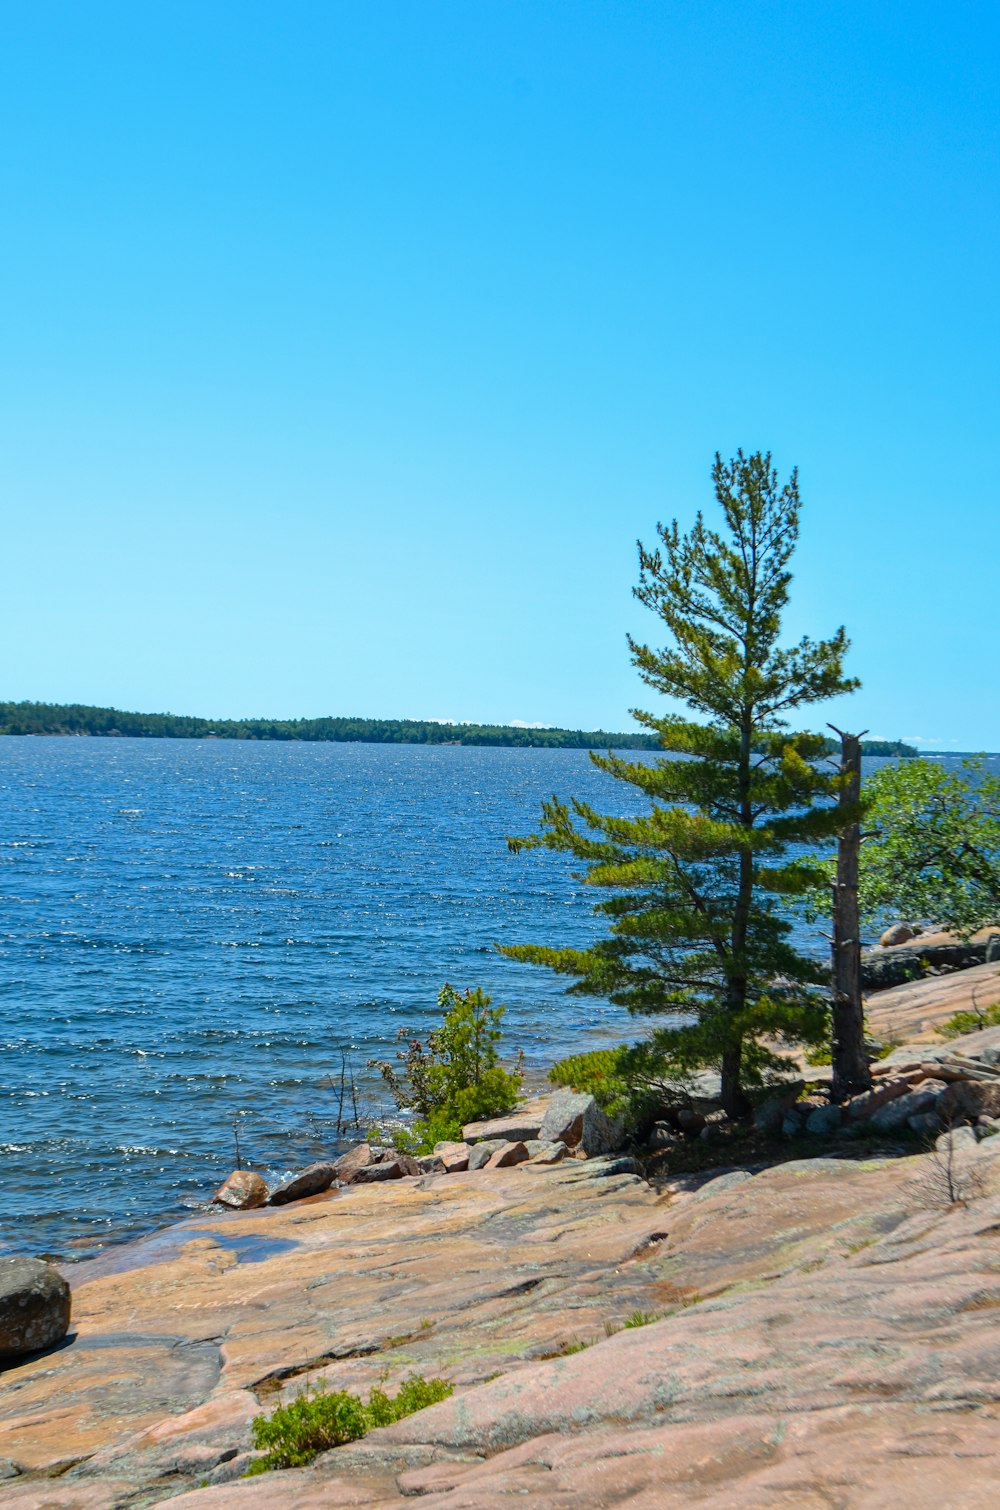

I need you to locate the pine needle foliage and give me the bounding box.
[500,452,859,1117]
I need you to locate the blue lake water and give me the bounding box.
[0,738,984,1259]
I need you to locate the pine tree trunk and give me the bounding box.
[720,1043,751,1120]
[721,710,754,1121]
[830,731,872,1101]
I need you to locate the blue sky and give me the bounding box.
[2,2,997,746]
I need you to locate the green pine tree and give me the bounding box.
[500,451,859,1118]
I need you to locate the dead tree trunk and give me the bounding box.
[829,728,872,1101]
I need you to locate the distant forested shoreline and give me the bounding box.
[0,701,918,756]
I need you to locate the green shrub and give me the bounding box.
[941,1003,1000,1038]
[369,985,524,1153]
[247,1375,453,1474]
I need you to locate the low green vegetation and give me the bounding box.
[247,1375,453,1474]
[624,1309,661,1328]
[548,1041,686,1137]
[370,984,524,1150]
[941,1003,1000,1038]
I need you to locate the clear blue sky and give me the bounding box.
[2,2,997,746]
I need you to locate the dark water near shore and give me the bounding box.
[0,739,986,1260]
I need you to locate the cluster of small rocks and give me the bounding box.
[211,1090,625,1211]
[754,1041,1000,1143]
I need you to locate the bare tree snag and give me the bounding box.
[829,727,872,1101]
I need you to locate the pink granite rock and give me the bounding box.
[484,1141,529,1169]
[211,1171,267,1210]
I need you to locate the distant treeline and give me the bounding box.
[0,702,918,757]
[0,702,660,749]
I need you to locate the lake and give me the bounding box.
[0,738,980,1259]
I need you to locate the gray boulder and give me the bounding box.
[869,1082,947,1134]
[530,1141,568,1165]
[908,1111,943,1137]
[940,1079,1000,1123]
[462,1111,545,1144]
[935,1125,979,1155]
[538,1091,622,1156]
[805,1103,843,1136]
[468,1140,508,1171]
[268,1161,338,1206]
[753,1081,805,1134]
[0,1257,71,1359]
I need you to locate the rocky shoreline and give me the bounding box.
[3,957,1000,1506]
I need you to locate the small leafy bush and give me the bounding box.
[369,985,524,1152]
[247,1375,453,1474]
[941,1002,1000,1038]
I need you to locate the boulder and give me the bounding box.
[212,1170,268,1210]
[0,1257,71,1359]
[485,1141,530,1170]
[976,1115,1000,1139]
[940,1080,1000,1124]
[268,1162,338,1206]
[908,1111,943,1137]
[986,933,1000,963]
[675,1108,707,1134]
[647,1122,675,1150]
[753,1081,806,1134]
[416,1154,447,1174]
[781,1106,807,1138]
[462,1111,545,1144]
[468,1140,507,1171]
[844,1074,925,1122]
[935,1125,980,1155]
[433,1141,470,1173]
[805,1103,843,1136]
[538,1092,622,1156]
[880,923,915,947]
[333,1143,374,1184]
[868,1082,947,1134]
[352,1154,420,1182]
[530,1141,568,1164]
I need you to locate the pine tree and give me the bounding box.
[501,451,859,1118]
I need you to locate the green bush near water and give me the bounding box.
[370,984,524,1151]
[247,1375,454,1473]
